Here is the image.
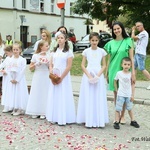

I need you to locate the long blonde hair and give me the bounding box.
[42,29,51,45]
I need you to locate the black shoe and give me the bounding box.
[113,121,120,129]
[130,121,140,128]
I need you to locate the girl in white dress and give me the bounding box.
[46,31,76,125]
[26,40,50,119]
[6,43,29,116]
[0,46,13,112]
[76,32,109,128]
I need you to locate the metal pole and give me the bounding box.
[21,19,24,50]
[60,8,65,26]
[19,15,25,49]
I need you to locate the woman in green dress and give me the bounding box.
[104,21,135,124]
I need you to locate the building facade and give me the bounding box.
[0,0,89,48]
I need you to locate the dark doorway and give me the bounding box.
[20,26,28,49]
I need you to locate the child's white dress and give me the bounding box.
[46,49,76,125]
[76,47,109,127]
[0,56,12,109]
[26,53,50,116]
[5,56,28,110]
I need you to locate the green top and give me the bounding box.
[104,37,133,91]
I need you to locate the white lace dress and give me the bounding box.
[4,56,28,110]
[76,47,109,127]
[46,49,76,125]
[26,53,50,116]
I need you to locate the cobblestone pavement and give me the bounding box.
[0,97,150,150]
[0,66,150,150]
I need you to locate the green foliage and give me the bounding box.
[71,53,150,81]
[71,53,83,76]
[72,0,150,33]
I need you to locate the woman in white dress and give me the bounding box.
[6,43,29,116]
[76,32,109,128]
[26,40,50,119]
[46,31,76,125]
[0,45,13,112]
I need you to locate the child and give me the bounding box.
[0,45,13,112]
[113,57,140,129]
[76,32,109,128]
[26,40,50,119]
[46,31,76,125]
[5,43,28,116]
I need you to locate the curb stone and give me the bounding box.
[73,93,150,106]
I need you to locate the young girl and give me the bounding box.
[46,31,76,125]
[0,45,13,112]
[5,43,28,116]
[76,32,109,128]
[26,40,50,119]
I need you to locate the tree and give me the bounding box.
[72,0,150,33]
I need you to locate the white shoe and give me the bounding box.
[40,115,46,119]
[13,110,24,116]
[2,109,10,113]
[11,110,16,115]
[32,115,39,119]
[146,85,150,90]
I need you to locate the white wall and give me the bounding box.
[0,9,87,43]
[0,0,110,44]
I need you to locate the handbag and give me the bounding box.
[107,39,124,83]
[49,73,60,83]
[49,68,61,83]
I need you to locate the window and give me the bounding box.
[30,0,39,12]
[70,3,73,16]
[22,0,26,9]
[13,0,16,7]
[50,0,54,13]
[40,0,44,12]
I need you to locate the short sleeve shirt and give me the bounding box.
[135,30,149,55]
[114,71,132,97]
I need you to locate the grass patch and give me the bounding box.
[71,53,150,81]
[71,53,83,76]
[136,55,150,81]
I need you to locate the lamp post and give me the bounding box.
[19,15,25,49]
[57,0,65,26]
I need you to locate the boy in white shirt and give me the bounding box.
[113,57,140,129]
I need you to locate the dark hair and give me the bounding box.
[112,21,129,39]
[57,26,68,34]
[121,57,131,63]
[89,32,100,40]
[54,32,69,52]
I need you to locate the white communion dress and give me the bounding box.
[46,49,76,125]
[26,53,50,116]
[76,47,109,128]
